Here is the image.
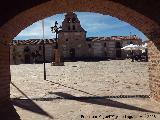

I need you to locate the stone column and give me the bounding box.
[52,48,63,66]
[0,42,21,119]
[0,43,10,106]
[148,40,160,102]
[55,49,61,64]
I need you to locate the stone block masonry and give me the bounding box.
[148,40,160,102]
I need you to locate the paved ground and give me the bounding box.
[10,60,160,120]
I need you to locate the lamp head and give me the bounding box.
[55,21,58,26]
[51,26,54,32]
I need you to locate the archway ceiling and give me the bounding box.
[0,0,160,27]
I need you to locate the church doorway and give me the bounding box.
[69,48,75,58]
[115,42,122,58]
[116,50,122,58]
[24,54,31,64]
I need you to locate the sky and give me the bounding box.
[14,12,148,41]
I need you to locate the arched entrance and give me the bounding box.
[70,48,76,58]
[24,54,31,64]
[0,0,160,114]
[115,42,122,58]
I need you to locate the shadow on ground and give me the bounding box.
[45,92,159,114]
[10,81,159,120]
[11,82,54,119]
[11,92,159,115]
[0,101,21,120]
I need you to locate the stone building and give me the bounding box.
[10,39,55,64]
[58,12,88,59]
[58,12,142,60]
[10,12,142,64]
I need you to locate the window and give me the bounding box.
[66,39,68,41]
[104,43,107,47]
[67,18,71,23]
[88,44,91,48]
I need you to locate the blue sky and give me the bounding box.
[14,12,148,41]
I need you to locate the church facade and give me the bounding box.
[10,12,142,64]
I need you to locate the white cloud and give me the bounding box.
[14,13,65,40]
[84,22,129,31]
[15,19,57,40]
[17,22,42,36]
[15,12,116,40]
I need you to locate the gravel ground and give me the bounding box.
[10,60,160,120]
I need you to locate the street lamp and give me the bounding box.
[51,21,62,49]
[51,21,62,65]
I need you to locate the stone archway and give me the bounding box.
[70,48,76,58]
[24,54,31,64]
[0,0,160,109]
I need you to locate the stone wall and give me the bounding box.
[10,44,54,64]
[148,40,160,102]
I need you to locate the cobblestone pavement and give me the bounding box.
[10,60,160,120]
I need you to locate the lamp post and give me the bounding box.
[42,20,46,80]
[43,40,46,80]
[51,21,62,65]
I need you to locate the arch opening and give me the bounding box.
[10,12,158,119]
[0,0,160,119]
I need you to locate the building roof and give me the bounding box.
[86,35,141,42]
[11,35,141,45]
[11,39,56,45]
[142,40,149,44]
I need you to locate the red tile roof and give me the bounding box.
[11,39,56,45]
[86,35,141,42]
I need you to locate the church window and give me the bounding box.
[67,18,71,23]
